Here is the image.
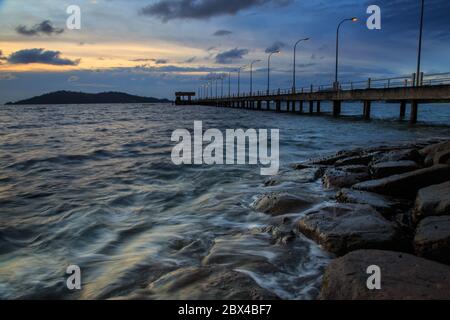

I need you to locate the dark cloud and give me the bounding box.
[215,48,249,64]
[141,0,293,21]
[213,29,232,36]
[0,50,6,61]
[129,58,154,62]
[154,59,168,64]
[184,56,196,63]
[16,20,64,36]
[7,49,80,66]
[265,41,285,53]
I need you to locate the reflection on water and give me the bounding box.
[0,102,449,299]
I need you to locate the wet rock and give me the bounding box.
[372,148,422,164]
[434,149,450,165]
[264,167,323,186]
[253,192,316,215]
[336,188,408,215]
[370,160,420,179]
[420,140,450,166]
[297,204,401,256]
[125,266,279,300]
[319,250,450,300]
[306,149,362,166]
[414,216,450,264]
[413,181,450,222]
[322,167,370,189]
[353,164,450,198]
[335,155,372,166]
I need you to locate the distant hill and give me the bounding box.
[5,91,171,105]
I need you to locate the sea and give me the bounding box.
[0,102,449,299]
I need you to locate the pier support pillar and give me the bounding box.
[309,101,314,114]
[410,101,418,124]
[400,101,406,119]
[299,101,303,113]
[276,101,281,112]
[363,101,371,120]
[316,101,321,114]
[257,100,262,110]
[267,101,271,110]
[333,101,341,117]
[286,101,290,112]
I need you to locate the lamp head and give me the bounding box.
[351,17,358,22]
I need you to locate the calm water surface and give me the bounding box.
[0,102,449,299]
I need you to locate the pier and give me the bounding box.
[176,72,450,124]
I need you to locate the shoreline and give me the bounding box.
[252,136,450,299]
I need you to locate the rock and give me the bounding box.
[373,148,421,164]
[413,181,450,222]
[414,216,450,264]
[335,155,372,166]
[264,167,323,186]
[420,140,450,166]
[322,167,370,189]
[306,149,362,166]
[353,164,450,198]
[336,188,408,215]
[370,160,420,179]
[319,250,450,300]
[123,266,279,300]
[253,193,316,215]
[434,149,450,165]
[297,204,402,256]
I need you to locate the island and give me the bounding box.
[5,91,172,105]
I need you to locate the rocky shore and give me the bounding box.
[253,138,450,300]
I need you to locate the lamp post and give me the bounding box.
[416,0,425,86]
[335,17,358,89]
[250,60,261,97]
[293,38,310,93]
[220,75,224,98]
[228,71,232,98]
[237,65,246,97]
[267,50,280,95]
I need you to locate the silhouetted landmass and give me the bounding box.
[5,91,171,105]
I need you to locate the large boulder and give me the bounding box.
[322,167,370,189]
[336,188,408,215]
[297,204,401,256]
[413,181,450,222]
[370,160,420,179]
[420,140,450,166]
[372,148,421,164]
[319,250,450,300]
[335,155,373,166]
[414,216,450,264]
[434,149,450,165]
[352,164,450,198]
[253,192,317,215]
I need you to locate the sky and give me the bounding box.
[0,0,449,103]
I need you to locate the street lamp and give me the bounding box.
[250,59,261,97]
[237,65,246,97]
[267,50,280,95]
[335,17,358,89]
[228,71,232,98]
[416,0,425,86]
[293,37,310,93]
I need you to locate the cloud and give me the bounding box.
[0,50,6,61]
[0,73,17,80]
[16,20,64,36]
[154,59,168,64]
[265,41,285,53]
[215,48,249,64]
[140,0,293,21]
[7,49,80,66]
[213,29,232,36]
[68,76,79,82]
[184,56,196,63]
[129,58,154,62]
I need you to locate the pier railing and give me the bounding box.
[199,72,450,99]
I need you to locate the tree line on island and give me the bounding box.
[5,91,172,105]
